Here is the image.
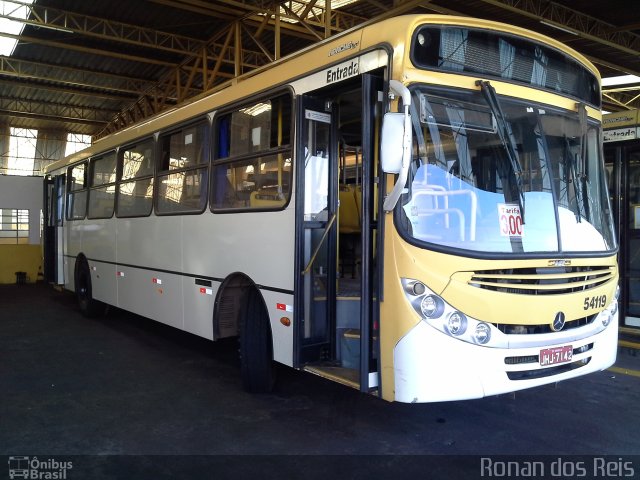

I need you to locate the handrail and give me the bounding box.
[302,212,337,275]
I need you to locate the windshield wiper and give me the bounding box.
[476,80,525,222]
[576,102,591,219]
[563,135,583,222]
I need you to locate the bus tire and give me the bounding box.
[74,257,107,318]
[239,289,276,393]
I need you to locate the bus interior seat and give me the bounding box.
[249,188,286,208]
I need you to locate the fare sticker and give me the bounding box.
[498,203,523,237]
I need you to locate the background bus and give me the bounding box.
[43,14,619,403]
[604,109,640,328]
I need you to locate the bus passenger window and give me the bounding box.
[157,122,208,214]
[212,93,292,211]
[67,162,87,220]
[87,152,116,219]
[116,139,154,217]
[212,155,291,209]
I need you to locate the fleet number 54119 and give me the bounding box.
[583,295,607,310]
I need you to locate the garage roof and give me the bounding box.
[2,0,640,139]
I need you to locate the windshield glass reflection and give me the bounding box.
[397,87,615,255]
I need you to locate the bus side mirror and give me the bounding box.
[382,80,412,211]
[380,113,405,174]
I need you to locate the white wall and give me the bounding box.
[0,175,43,245]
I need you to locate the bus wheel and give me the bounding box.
[75,257,106,318]
[239,289,276,393]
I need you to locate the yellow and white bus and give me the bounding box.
[43,14,619,402]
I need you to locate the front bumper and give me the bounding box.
[393,311,618,403]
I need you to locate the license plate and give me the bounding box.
[539,345,573,367]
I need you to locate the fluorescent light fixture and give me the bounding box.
[539,19,579,36]
[602,75,640,87]
[0,0,36,56]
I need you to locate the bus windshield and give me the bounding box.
[397,86,616,255]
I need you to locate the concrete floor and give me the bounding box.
[1,283,639,477]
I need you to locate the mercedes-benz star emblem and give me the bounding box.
[551,312,566,332]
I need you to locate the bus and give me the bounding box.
[42,14,619,403]
[604,109,640,328]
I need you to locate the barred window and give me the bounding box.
[0,209,28,244]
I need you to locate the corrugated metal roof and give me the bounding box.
[1,0,639,138]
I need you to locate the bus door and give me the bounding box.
[296,96,339,366]
[357,73,384,393]
[295,72,384,393]
[43,174,65,284]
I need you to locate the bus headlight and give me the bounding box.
[401,278,507,348]
[611,285,620,316]
[412,281,426,296]
[474,322,492,345]
[446,312,467,336]
[601,287,619,327]
[421,295,444,319]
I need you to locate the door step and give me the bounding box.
[303,364,380,390]
[303,365,359,390]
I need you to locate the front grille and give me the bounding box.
[504,354,538,365]
[494,314,597,335]
[468,265,614,295]
[507,358,591,380]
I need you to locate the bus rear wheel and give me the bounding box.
[74,257,107,318]
[239,289,276,393]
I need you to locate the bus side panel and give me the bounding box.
[116,216,184,329]
[261,290,294,367]
[82,218,117,304]
[182,279,216,340]
[88,260,117,305]
[116,265,183,330]
[200,210,296,365]
[65,220,84,292]
[182,214,216,340]
[147,271,183,330]
[206,211,296,291]
[115,216,183,273]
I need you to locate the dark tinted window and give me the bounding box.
[412,25,600,108]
